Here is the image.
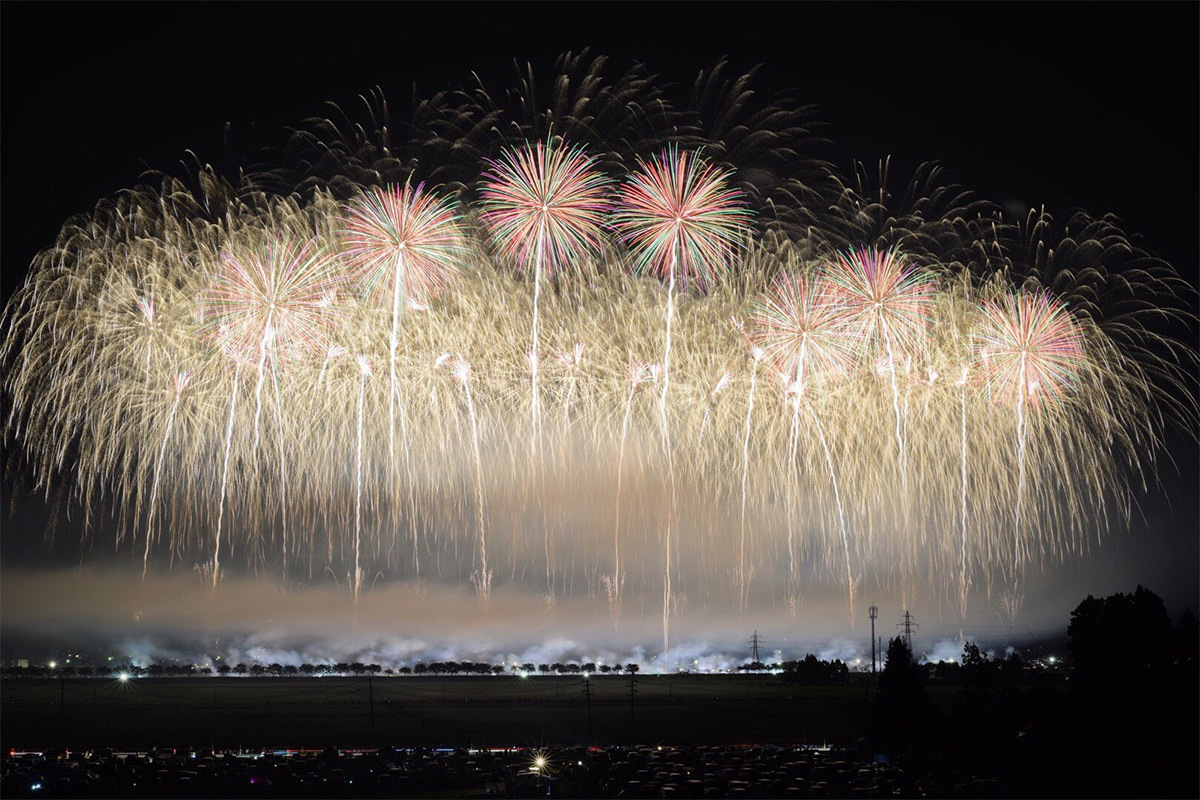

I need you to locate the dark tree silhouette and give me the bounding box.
[873,637,929,753]
[1064,586,1197,798]
[1068,584,1173,688]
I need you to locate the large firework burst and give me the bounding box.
[1,58,1194,646]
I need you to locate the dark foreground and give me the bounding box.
[1,675,888,749]
[3,674,1196,798]
[3,743,1000,799]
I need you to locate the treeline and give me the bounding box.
[1,661,646,678]
[736,655,852,685]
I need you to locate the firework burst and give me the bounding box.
[479,139,610,459]
[825,246,936,467]
[973,290,1087,409]
[340,183,468,574]
[1,61,1193,640]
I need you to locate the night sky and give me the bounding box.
[2,2,1196,662]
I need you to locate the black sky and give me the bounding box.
[2,1,1197,611]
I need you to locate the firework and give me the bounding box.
[611,145,751,450]
[748,271,857,616]
[204,235,342,589]
[974,289,1087,576]
[480,139,610,458]
[612,146,750,648]
[825,246,936,468]
[340,183,468,575]
[1,62,1193,641]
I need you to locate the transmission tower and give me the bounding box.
[897,611,919,651]
[749,630,761,664]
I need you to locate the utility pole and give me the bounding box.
[749,630,761,665]
[898,611,918,652]
[868,606,878,674]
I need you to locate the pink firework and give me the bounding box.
[479,139,610,277]
[747,273,856,390]
[610,145,750,292]
[973,290,1087,409]
[824,247,936,359]
[340,182,467,304]
[479,140,609,454]
[204,235,342,365]
[824,247,935,464]
[611,146,750,465]
[341,182,467,506]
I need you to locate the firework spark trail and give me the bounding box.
[747,270,858,613]
[696,370,731,453]
[739,347,763,613]
[1015,351,1028,576]
[480,140,610,459]
[612,147,748,651]
[440,355,491,602]
[958,367,970,616]
[249,324,274,461]
[974,290,1086,582]
[558,343,585,430]
[607,360,655,623]
[211,368,241,592]
[805,395,855,625]
[342,184,467,580]
[353,355,370,607]
[827,248,935,471]
[531,224,545,455]
[271,353,290,582]
[142,371,190,580]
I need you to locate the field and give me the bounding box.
[0,675,953,750]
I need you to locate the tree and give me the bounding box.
[779,654,849,685]
[1068,585,1173,688]
[625,663,640,675]
[873,636,928,752]
[1175,609,1198,673]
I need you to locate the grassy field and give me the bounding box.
[1,675,952,750]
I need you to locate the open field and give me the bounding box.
[1,675,955,750]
